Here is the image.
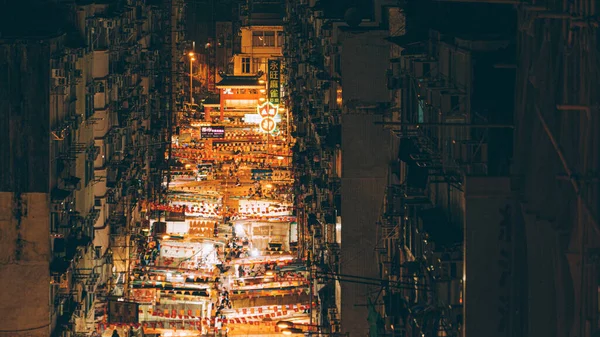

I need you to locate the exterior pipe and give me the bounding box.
[534,106,600,236]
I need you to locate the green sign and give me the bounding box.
[267,59,281,105]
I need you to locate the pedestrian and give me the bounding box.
[112,329,120,337]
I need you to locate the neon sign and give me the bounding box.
[256,102,279,133]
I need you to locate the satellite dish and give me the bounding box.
[344,7,362,27]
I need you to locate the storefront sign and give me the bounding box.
[267,59,281,105]
[200,126,225,139]
[257,102,279,133]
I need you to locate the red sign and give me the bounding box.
[260,118,276,133]
[258,102,278,117]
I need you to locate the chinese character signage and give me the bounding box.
[200,126,225,139]
[267,59,281,104]
[257,102,279,133]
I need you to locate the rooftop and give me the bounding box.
[216,75,263,88]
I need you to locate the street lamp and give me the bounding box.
[188,52,195,104]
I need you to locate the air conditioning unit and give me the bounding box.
[441,91,461,115]
[70,114,83,129]
[85,283,95,294]
[64,177,82,191]
[387,75,404,90]
[412,59,436,79]
[50,202,64,213]
[103,20,114,29]
[52,69,66,78]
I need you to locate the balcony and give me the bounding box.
[106,165,122,189]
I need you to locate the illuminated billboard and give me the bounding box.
[200,126,225,139]
[267,59,281,105]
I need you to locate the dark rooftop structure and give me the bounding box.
[215,74,263,88]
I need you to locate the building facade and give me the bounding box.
[0,1,183,336]
[285,1,520,337]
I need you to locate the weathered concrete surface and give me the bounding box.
[0,192,51,337]
[513,0,600,336]
[341,114,392,336]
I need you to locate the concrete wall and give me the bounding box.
[463,176,513,337]
[0,40,52,193]
[0,192,51,337]
[216,21,233,74]
[338,27,391,336]
[341,114,392,336]
[340,29,390,105]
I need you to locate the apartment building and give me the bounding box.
[0,1,181,336]
[285,0,401,335]
[212,0,284,123]
[285,0,520,336]
[377,2,517,337]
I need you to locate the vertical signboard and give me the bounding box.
[267,59,281,105]
[257,102,279,133]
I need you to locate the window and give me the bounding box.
[96,81,105,93]
[94,246,102,259]
[253,58,266,73]
[85,93,94,119]
[241,57,251,74]
[276,31,284,47]
[252,31,275,47]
